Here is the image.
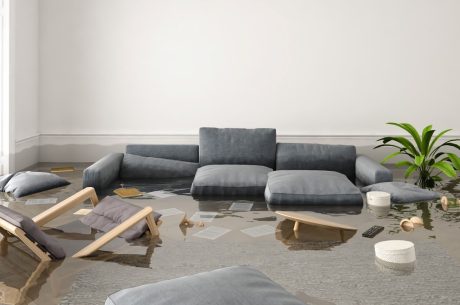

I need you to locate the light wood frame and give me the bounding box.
[0,187,159,261]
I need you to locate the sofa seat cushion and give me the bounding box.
[120,154,199,179]
[191,165,272,196]
[360,182,440,204]
[265,170,363,205]
[105,266,306,305]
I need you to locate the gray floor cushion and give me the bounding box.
[120,154,199,179]
[80,196,161,240]
[360,182,440,204]
[190,165,272,196]
[105,266,307,305]
[265,170,363,205]
[1,171,70,198]
[0,205,66,259]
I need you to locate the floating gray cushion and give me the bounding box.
[120,154,199,179]
[355,155,393,186]
[360,182,440,204]
[80,196,161,240]
[105,266,307,305]
[276,143,357,181]
[0,205,66,259]
[83,153,124,189]
[126,144,199,163]
[2,171,70,198]
[191,165,272,196]
[199,127,277,168]
[0,173,15,190]
[265,170,363,205]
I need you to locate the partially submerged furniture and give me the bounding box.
[0,187,159,261]
[83,127,393,205]
[105,266,308,305]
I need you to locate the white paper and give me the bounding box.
[229,201,254,212]
[25,198,58,205]
[241,225,276,238]
[148,190,177,198]
[189,211,218,223]
[193,226,231,240]
[157,208,185,217]
[74,208,92,215]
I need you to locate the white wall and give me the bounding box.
[12,0,40,169]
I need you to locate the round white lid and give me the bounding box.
[375,240,414,251]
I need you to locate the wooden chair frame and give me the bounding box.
[0,187,159,261]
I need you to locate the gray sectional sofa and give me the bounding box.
[83,127,393,205]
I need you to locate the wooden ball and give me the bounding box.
[400,219,414,232]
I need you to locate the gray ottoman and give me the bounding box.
[191,165,272,196]
[265,170,363,205]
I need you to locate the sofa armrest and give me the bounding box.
[355,155,393,186]
[83,153,124,190]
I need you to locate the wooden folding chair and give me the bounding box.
[0,187,159,261]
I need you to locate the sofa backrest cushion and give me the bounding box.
[126,145,199,163]
[276,143,356,181]
[199,127,277,168]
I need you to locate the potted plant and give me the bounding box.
[375,123,460,189]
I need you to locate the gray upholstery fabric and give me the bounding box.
[80,196,161,240]
[276,143,357,181]
[105,266,307,305]
[0,206,66,259]
[191,165,272,196]
[360,182,440,204]
[126,145,199,163]
[3,171,70,198]
[355,155,393,186]
[199,127,277,168]
[120,154,199,179]
[0,173,15,191]
[83,153,124,189]
[265,170,363,205]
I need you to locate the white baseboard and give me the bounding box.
[37,133,458,163]
[15,135,40,170]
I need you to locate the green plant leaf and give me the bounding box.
[428,129,452,155]
[414,155,425,166]
[447,153,460,170]
[383,136,418,155]
[421,130,435,155]
[430,139,460,157]
[387,122,422,152]
[381,151,401,164]
[432,161,457,177]
[432,176,443,182]
[395,160,413,168]
[404,164,418,179]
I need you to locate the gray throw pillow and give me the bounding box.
[360,182,440,204]
[3,171,70,198]
[105,266,307,305]
[80,196,161,240]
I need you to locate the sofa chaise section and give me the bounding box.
[191,127,276,196]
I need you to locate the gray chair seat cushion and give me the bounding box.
[80,196,161,240]
[0,206,66,259]
[265,170,363,205]
[199,127,277,168]
[1,171,70,198]
[105,266,307,305]
[360,182,440,204]
[120,154,199,179]
[191,165,272,196]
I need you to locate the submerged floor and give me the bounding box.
[1,163,460,305]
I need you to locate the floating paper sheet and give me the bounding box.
[241,225,276,238]
[148,190,177,198]
[193,226,231,240]
[25,198,58,205]
[157,208,185,217]
[74,208,92,216]
[189,212,218,223]
[229,201,254,212]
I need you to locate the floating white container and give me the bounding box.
[367,191,391,207]
[374,240,416,264]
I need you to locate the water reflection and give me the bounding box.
[275,219,356,251]
[375,257,415,276]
